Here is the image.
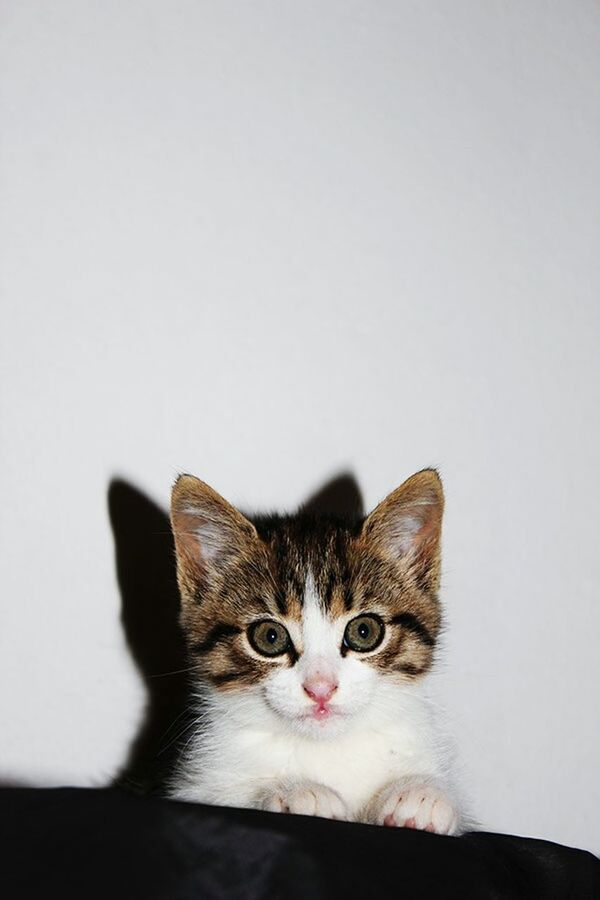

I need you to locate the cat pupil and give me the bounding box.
[266,628,277,644]
[358,623,370,638]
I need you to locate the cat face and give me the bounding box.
[171,470,443,738]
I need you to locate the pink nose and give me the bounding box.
[303,678,338,703]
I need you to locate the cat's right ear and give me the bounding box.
[170,475,259,602]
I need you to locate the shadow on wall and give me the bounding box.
[107,472,365,794]
[108,480,187,794]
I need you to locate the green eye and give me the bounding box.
[248,620,291,657]
[343,614,384,653]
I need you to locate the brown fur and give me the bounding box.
[171,470,443,691]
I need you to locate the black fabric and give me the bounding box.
[0,787,598,899]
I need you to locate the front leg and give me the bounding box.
[364,777,459,835]
[257,781,350,821]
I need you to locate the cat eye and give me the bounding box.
[247,620,291,657]
[343,614,384,653]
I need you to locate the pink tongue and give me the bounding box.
[314,703,329,717]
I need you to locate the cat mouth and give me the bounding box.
[300,705,343,723]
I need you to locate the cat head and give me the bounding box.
[170,470,443,738]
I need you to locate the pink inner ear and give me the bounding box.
[382,500,441,558]
[407,503,440,546]
[394,512,427,555]
[172,509,207,572]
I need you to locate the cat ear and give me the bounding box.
[170,474,259,600]
[360,469,444,584]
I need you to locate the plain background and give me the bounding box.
[1,1,599,853]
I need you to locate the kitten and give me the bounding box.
[168,469,462,834]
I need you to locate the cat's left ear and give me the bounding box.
[170,474,260,602]
[360,469,444,587]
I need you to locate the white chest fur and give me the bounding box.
[171,683,445,817]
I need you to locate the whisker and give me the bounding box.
[147,663,201,679]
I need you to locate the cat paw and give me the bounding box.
[259,782,349,820]
[369,780,459,835]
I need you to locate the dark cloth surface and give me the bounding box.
[0,787,598,899]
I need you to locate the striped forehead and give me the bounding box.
[259,514,356,616]
[272,548,352,621]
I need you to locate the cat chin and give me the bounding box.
[273,708,356,740]
[292,717,353,740]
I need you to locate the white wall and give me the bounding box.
[1,0,599,853]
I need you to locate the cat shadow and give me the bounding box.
[300,472,364,520]
[108,472,364,794]
[108,480,187,793]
